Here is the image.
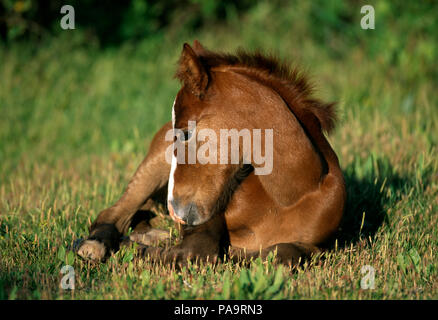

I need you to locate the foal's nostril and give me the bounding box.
[185,202,199,225]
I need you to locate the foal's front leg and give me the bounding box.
[77,122,172,261]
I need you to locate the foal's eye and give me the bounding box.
[179,129,193,142]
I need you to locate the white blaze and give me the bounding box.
[167,99,177,204]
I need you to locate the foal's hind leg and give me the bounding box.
[77,122,172,261]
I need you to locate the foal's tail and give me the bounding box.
[228,242,320,267]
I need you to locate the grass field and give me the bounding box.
[0,1,437,299]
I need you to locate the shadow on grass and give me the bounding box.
[326,155,425,249]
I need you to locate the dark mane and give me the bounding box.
[184,48,337,134]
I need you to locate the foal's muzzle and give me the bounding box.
[168,199,201,226]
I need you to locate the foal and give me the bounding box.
[77,41,346,266]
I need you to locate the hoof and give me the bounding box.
[129,229,170,246]
[77,240,106,262]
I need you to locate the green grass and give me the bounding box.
[0,1,437,299]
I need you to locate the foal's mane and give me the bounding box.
[187,48,337,134]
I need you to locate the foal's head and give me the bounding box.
[167,41,258,226]
[166,41,335,226]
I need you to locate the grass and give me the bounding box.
[0,1,437,299]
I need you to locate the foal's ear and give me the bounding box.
[192,40,207,56]
[176,43,208,98]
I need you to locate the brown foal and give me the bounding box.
[77,40,346,266]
